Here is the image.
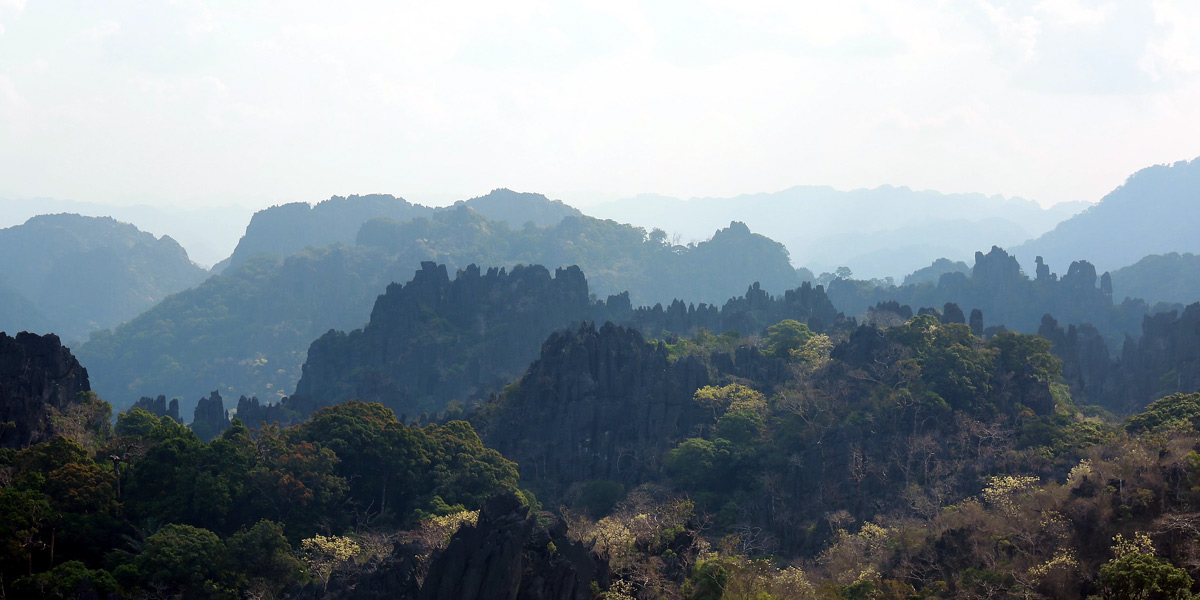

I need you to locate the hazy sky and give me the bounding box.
[1,0,1198,211]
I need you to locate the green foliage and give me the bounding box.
[11,560,119,599]
[988,330,1063,383]
[1099,536,1194,600]
[889,316,996,410]
[763,319,816,359]
[294,401,518,524]
[666,329,744,363]
[1126,393,1200,433]
[665,437,736,491]
[134,523,225,592]
[575,480,626,518]
[223,520,304,593]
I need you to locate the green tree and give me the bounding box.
[763,319,816,359]
[1098,533,1193,600]
[134,523,224,593]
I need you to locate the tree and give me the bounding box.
[134,523,224,593]
[763,319,816,359]
[300,534,359,591]
[1098,533,1193,600]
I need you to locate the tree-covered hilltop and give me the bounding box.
[77,211,802,414]
[217,189,582,273]
[0,214,208,343]
[217,194,435,273]
[454,187,584,227]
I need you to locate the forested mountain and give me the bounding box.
[77,211,802,413]
[356,210,799,307]
[291,262,592,419]
[0,274,50,335]
[590,185,1086,279]
[218,194,435,272]
[218,189,584,273]
[0,214,209,342]
[1109,252,1200,305]
[455,188,583,227]
[274,261,839,426]
[1013,157,1200,273]
[77,246,404,414]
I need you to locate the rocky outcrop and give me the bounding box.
[292,262,592,419]
[828,246,1158,341]
[420,493,602,600]
[191,391,231,441]
[0,332,91,449]
[481,322,712,498]
[602,280,842,340]
[1040,303,1200,414]
[131,394,181,422]
[318,491,605,600]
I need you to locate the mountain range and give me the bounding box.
[0,214,209,343]
[588,185,1088,279]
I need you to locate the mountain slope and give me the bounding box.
[456,188,583,227]
[1012,157,1200,272]
[1109,252,1200,305]
[0,214,208,342]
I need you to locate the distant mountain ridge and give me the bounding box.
[1109,252,1200,305]
[588,185,1087,279]
[1012,157,1200,273]
[0,214,208,342]
[0,197,251,268]
[218,188,583,272]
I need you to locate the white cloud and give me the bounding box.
[85,20,121,41]
[1034,0,1116,26]
[0,0,1196,210]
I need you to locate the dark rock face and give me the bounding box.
[293,262,592,419]
[481,322,711,497]
[0,332,91,449]
[828,246,1163,345]
[420,493,601,600]
[319,492,604,600]
[290,261,842,425]
[1043,303,1200,414]
[131,394,181,422]
[191,391,230,441]
[602,280,842,340]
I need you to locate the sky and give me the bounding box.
[1,0,1199,211]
